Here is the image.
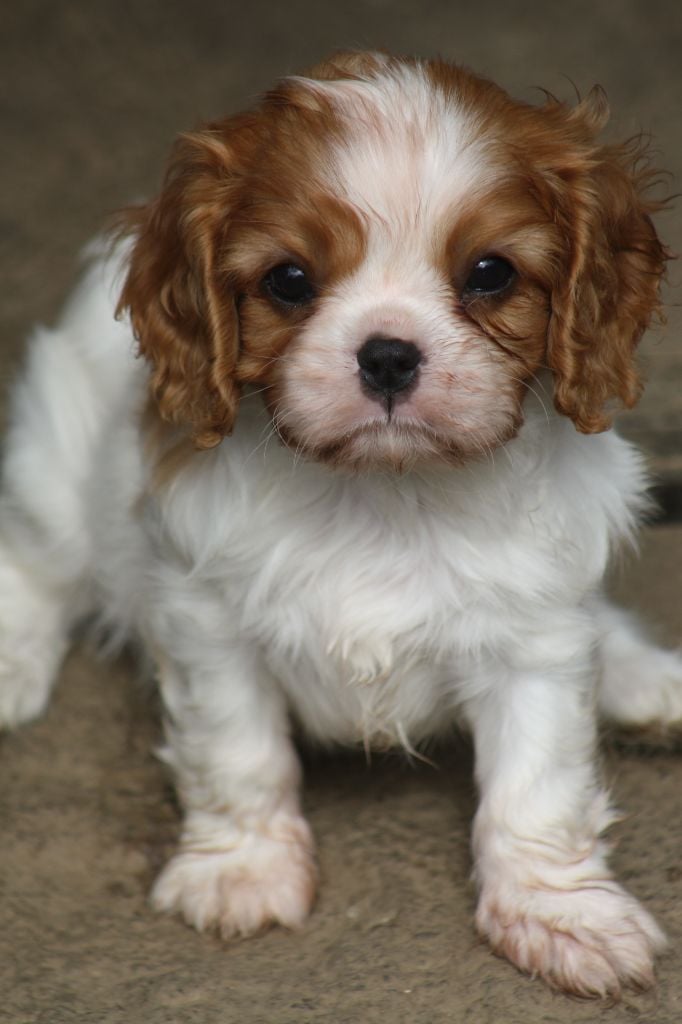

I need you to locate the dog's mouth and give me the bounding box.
[272,414,519,473]
[258,369,527,473]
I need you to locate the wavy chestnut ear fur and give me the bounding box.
[117,126,249,449]
[542,89,671,432]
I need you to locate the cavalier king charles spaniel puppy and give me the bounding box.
[1,51,681,998]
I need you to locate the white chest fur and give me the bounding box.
[136,393,645,750]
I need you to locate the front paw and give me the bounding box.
[476,878,665,997]
[151,812,317,938]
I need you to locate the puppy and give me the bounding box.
[1,51,680,997]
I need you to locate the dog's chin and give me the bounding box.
[275,417,521,474]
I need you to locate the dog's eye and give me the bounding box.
[263,263,316,306]
[464,256,516,296]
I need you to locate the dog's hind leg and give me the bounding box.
[595,596,682,738]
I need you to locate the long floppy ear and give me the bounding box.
[544,92,670,433]
[117,125,246,448]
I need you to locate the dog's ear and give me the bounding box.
[118,122,251,448]
[542,90,670,433]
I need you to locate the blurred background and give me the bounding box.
[1,0,681,480]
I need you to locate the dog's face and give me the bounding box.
[119,52,667,471]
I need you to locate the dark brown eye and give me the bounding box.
[263,263,315,306]
[464,256,516,296]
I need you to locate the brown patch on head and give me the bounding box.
[227,190,366,386]
[305,49,394,82]
[118,50,670,472]
[440,182,559,395]
[425,60,670,432]
[117,66,367,450]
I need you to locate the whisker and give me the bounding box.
[244,421,277,465]
[242,381,274,400]
[517,375,552,425]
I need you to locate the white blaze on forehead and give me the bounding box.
[296,63,499,246]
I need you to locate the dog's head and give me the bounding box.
[118,52,668,471]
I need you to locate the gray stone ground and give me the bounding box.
[1,3,682,1022]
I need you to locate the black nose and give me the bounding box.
[356,336,422,396]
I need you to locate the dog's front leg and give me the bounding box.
[464,628,665,997]
[147,610,316,939]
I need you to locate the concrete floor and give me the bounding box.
[3,530,682,1024]
[1,3,682,1022]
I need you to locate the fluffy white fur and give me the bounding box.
[1,58,680,999]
